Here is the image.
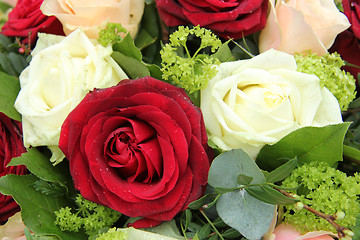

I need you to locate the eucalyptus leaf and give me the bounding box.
[216,190,275,240]
[266,157,298,183]
[0,174,85,240]
[208,149,265,190]
[0,70,21,121]
[257,123,351,171]
[237,174,253,185]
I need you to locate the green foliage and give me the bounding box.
[9,148,73,192]
[0,34,29,76]
[0,70,21,121]
[160,26,222,93]
[257,123,351,171]
[295,52,356,110]
[98,23,127,47]
[281,162,360,232]
[111,33,161,79]
[207,149,275,239]
[55,194,121,236]
[0,174,85,240]
[95,228,128,240]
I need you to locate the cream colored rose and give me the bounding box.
[259,0,350,55]
[0,212,26,240]
[14,29,127,162]
[200,49,342,159]
[40,0,145,39]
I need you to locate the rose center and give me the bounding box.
[104,123,160,183]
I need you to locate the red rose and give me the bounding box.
[155,0,268,39]
[59,77,211,228]
[1,0,64,45]
[330,29,360,82]
[0,113,27,223]
[343,0,360,39]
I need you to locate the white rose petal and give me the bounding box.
[14,29,127,163]
[201,49,342,159]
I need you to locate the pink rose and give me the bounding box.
[264,223,336,240]
[259,0,350,55]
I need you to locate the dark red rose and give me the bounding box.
[155,0,268,39]
[343,0,360,39]
[59,77,212,228]
[330,29,360,82]
[0,112,27,223]
[1,0,64,45]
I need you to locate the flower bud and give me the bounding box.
[294,202,304,211]
[335,211,346,221]
[343,229,354,237]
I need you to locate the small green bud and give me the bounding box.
[335,211,346,221]
[343,229,355,237]
[294,202,304,211]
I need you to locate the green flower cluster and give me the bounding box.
[96,228,128,240]
[281,162,360,233]
[55,195,121,236]
[160,25,222,93]
[295,52,356,111]
[98,23,127,47]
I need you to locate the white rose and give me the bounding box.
[40,0,145,39]
[200,49,342,159]
[14,29,127,162]
[259,0,350,55]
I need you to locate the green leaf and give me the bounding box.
[0,174,85,239]
[212,41,234,63]
[32,180,67,197]
[216,191,275,240]
[146,63,162,79]
[135,2,161,49]
[266,157,298,183]
[208,149,265,190]
[8,148,73,191]
[0,70,21,121]
[237,174,253,185]
[343,144,360,162]
[257,123,351,171]
[197,223,211,240]
[245,185,299,205]
[188,193,220,210]
[113,34,142,61]
[221,228,241,239]
[111,51,150,79]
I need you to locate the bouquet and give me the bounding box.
[0,0,359,239]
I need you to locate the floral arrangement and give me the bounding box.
[0,0,359,240]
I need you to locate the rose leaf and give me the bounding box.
[8,148,73,192]
[216,190,275,240]
[256,122,351,171]
[113,34,142,61]
[111,51,150,79]
[0,174,86,240]
[0,71,21,121]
